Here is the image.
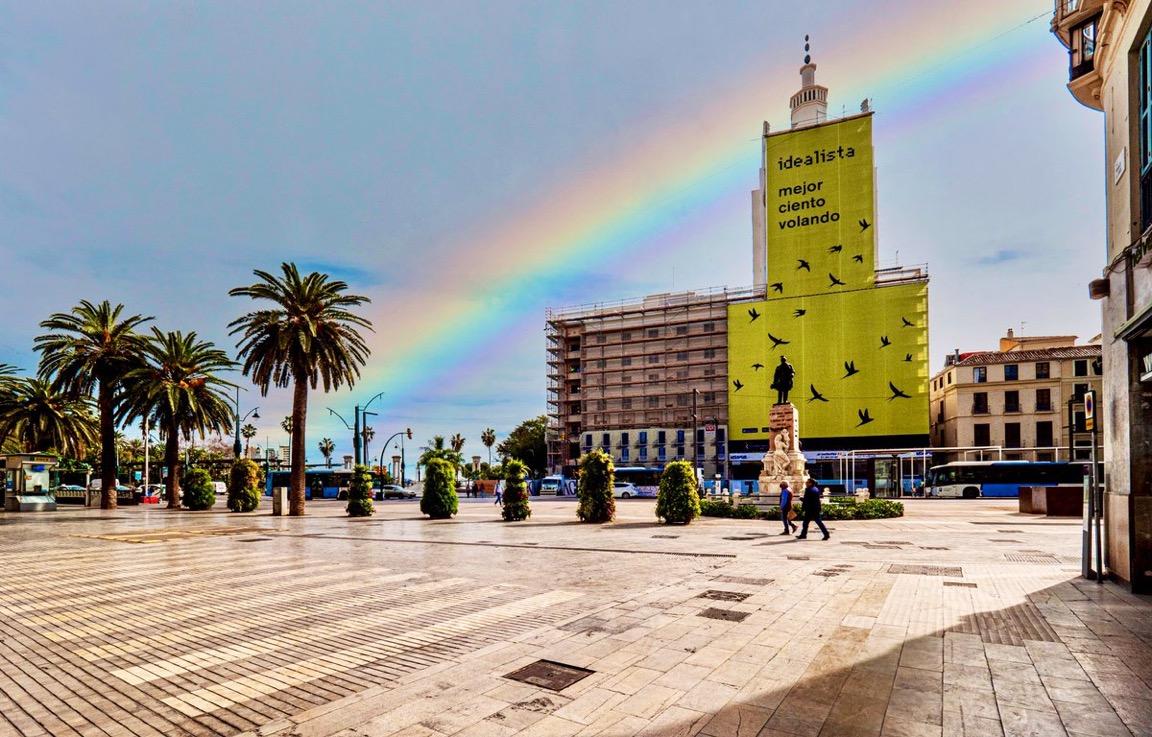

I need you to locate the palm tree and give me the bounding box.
[230,263,371,516]
[36,300,152,509]
[281,416,293,434]
[450,433,465,453]
[419,434,464,470]
[481,427,496,465]
[119,329,235,508]
[0,378,98,458]
[241,423,257,457]
[318,437,335,468]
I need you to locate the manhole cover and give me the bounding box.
[1004,554,1059,564]
[919,546,949,550]
[863,544,901,549]
[237,537,273,543]
[713,575,773,586]
[990,539,1023,543]
[813,571,840,577]
[787,555,809,561]
[504,660,594,691]
[698,608,750,622]
[997,529,1020,533]
[887,564,963,577]
[721,536,760,541]
[944,582,977,588]
[877,541,912,545]
[652,534,679,539]
[698,590,752,602]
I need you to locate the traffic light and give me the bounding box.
[406,428,413,439]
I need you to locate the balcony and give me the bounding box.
[972,403,990,415]
[1051,0,1103,110]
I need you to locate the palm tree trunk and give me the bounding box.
[289,377,308,516]
[98,382,117,510]
[164,423,181,509]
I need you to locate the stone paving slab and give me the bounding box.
[0,499,1149,737]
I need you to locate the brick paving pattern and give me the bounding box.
[0,499,1149,737]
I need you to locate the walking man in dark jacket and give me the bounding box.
[796,477,830,540]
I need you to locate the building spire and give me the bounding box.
[790,34,828,129]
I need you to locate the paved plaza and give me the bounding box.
[0,498,1149,737]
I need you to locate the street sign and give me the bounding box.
[1084,390,1096,431]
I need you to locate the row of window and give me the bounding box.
[932,359,1100,392]
[584,429,727,446]
[964,384,1090,416]
[579,370,724,385]
[581,393,719,411]
[576,349,719,369]
[583,444,726,464]
[586,323,720,345]
[972,421,1055,449]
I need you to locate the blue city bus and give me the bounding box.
[264,469,363,500]
[924,461,1086,499]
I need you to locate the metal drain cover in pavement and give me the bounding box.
[888,564,963,577]
[504,660,594,691]
[698,607,750,622]
[713,575,773,586]
[237,537,273,543]
[944,582,978,588]
[652,534,679,539]
[698,590,752,602]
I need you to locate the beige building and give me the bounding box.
[1052,0,1152,592]
[930,331,1102,462]
[546,286,756,477]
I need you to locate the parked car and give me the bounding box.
[612,482,639,499]
[377,484,416,500]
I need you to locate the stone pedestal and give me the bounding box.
[753,403,808,507]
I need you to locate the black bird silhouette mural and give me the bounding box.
[808,384,829,403]
[768,333,790,349]
[852,254,864,263]
[856,408,874,427]
[843,360,860,378]
[752,363,764,371]
[797,259,811,272]
[829,273,846,287]
[828,244,842,254]
[733,379,744,391]
[859,218,871,232]
[901,316,914,328]
[793,309,806,318]
[904,353,913,362]
[888,382,911,401]
[770,282,784,293]
[748,307,760,322]
[880,335,891,348]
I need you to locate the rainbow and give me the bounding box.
[350,4,1055,425]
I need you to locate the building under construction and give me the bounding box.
[546,286,758,478]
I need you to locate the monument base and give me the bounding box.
[751,403,808,508]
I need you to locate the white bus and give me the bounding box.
[924,461,1085,499]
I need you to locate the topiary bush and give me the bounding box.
[421,458,458,519]
[346,464,375,517]
[501,458,532,521]
[656,460,701,525]
[182,468,216,511]
[227,459,263,513]
[577,449,615,523]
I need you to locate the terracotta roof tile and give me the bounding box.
[955,345,1101,366]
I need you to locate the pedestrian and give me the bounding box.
[494,480,503,506]
[778,481,798,535]
[796,477,830,540]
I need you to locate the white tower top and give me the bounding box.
[790,36,828,129]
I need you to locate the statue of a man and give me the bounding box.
[770,356,796,405]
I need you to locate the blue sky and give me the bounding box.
[0,2,1104,464]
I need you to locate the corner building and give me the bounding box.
[1051,0,1152,593]
[727,60,930,476]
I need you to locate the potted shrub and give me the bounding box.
[421,458,458,519]
[501,458,531,521]
[656,460,701,525]
[182,468,216,511]
[227,458,263,513]
[346,464,375,517]
[577,449,615,523]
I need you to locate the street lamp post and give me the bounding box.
[376,428,414,482]
[232,387,260,459]
[357,392,386,467]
